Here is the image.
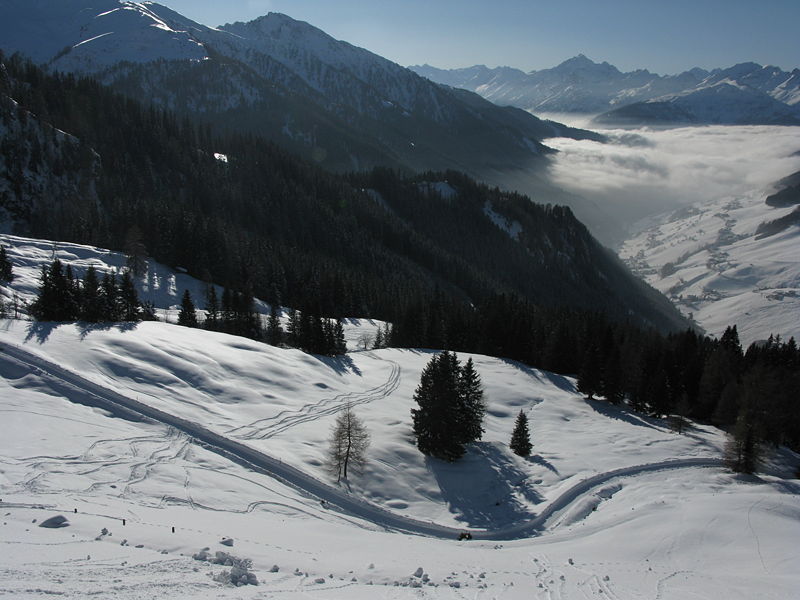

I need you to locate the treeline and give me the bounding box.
[391,293,800,453]
[27,259,153,322]
[189,286,346,356]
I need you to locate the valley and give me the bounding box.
[1,2,799,598]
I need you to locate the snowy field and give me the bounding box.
[619,190,800,346]
[1,234,799,598]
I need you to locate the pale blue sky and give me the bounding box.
[159,0,799,74]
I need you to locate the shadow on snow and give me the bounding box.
[427,441,544,529]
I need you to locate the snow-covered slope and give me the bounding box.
[1,319,798,598]
[0,0,209,71]
[619,190,800,346]
[1,233,799,597]
[595,81,800,127]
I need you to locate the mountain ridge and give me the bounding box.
[411,55,800,125]
[0,1,602,174]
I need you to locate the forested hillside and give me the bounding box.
[0,53,685,332]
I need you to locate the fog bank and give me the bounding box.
[543,124,800,242]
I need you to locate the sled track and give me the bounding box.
[0,340,724,541]
[228,360,401,440]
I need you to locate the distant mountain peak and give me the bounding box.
[557,54,596,68]
[413,54,800,120]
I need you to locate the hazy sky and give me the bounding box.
[158,0,800,74]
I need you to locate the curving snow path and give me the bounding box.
[0,340,724,540]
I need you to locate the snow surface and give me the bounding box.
[619,191,800,345]
[0,0,209,72]
[1,235,799,598]
[484,200,523,241]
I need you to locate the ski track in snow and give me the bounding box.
[227,356,401,440]
[0,339,724,541]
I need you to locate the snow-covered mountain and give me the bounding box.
[594,81,800,127]
[1,0,208,69]
[619,175,800,345]
[412,56,800,125]
[0,0,600,174]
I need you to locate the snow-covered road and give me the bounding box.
[0,339,723,541]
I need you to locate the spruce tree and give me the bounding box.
[266,303,283,345]
[29,259,77,321]
[458,357,485,443]
[205,285,220,330]
[118,269,141,321]
[124,225,148,277]
[411,352,465,461]
[220,287,234,332]
[334,319,347,355]
[510,410,532,457]
[80,266,102,322]
[100,272,120,321]
[373,326,384,350]
[411,351,484,461]
[0,245,14,283]
[287,309,300,347]
[177,289,198,327]
[725,367,767,473]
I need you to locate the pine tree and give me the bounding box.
[220,287,234,332]
[510,410,533,457]
[725,369,765,474]
[205,285,220,330]
[29,259,77,321]
[0,244,14,283]
[333,319,347,355]
[80,266,102,322]
[458,357,485,443]
[100,272,120,321]
[286,309,300,347]
[118,269,141,321]
[177,289,197,327]
[411,351,484,461]
[266,303,283,345]
[669,393,692,434]
[411,352,465,461]
[373,326,384,349]
[327,404,370,482]
[124,225,148,277]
